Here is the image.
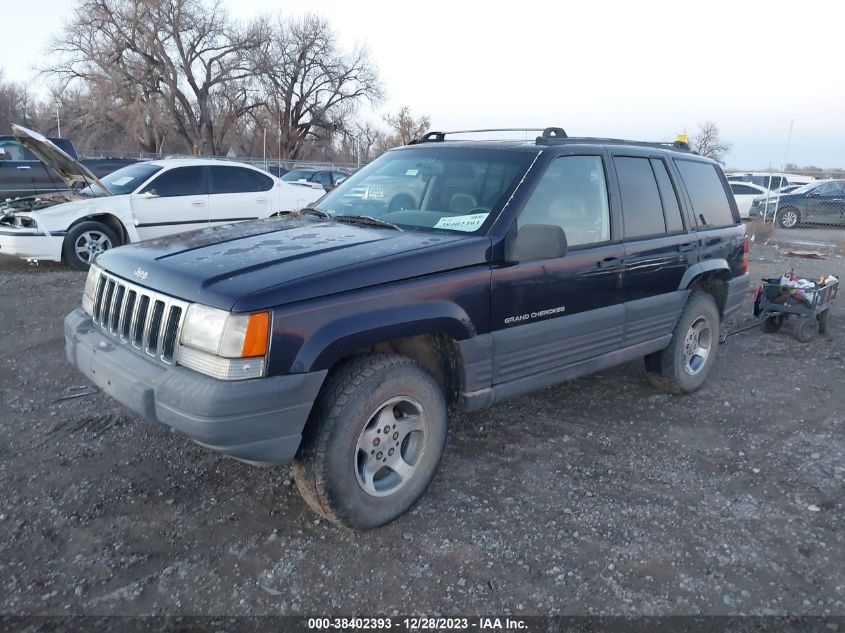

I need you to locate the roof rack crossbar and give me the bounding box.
[409,127,565,144]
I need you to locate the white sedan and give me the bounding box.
[0,126,324,269]
[728,181,771,219]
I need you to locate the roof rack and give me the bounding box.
[536,136,693,152]
[408,127,567,145]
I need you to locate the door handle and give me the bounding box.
[191,200,204,206]
[255,197,268,203]
[16,166,31,170]
[597,256,622,269]
[678,242,697,252]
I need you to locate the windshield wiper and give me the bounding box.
[282,206,332,219]
[335,215,402,231]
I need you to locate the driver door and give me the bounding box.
[490,153,624,387]
[130,166,209,240]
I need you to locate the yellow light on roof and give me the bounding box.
[676,134,689,144]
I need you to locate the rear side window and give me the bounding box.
[651,159,684,233]
[615,156,665,239]
[675,160,736,227]
[210,166,273,194]
[142,166,207,197]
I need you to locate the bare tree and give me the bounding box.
[691,121,731,163]
[251,14,383,160]
[42,0,267,155]
[383,106,430,147]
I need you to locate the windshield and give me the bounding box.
[78,162,163,197]
[314,147,536,234]
[282,170,315,182]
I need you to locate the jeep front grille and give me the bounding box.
[91,271,188,364]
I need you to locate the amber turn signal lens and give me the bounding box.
[241,311,269,357]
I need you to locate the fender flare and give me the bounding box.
[291,301,476,373]
[678,259,730,289]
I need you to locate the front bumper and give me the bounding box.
[64,309,327,465]
[0,230,63,261]
[723,274,751,320]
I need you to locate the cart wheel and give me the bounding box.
[818,309,831,335]
[795,316,818,343]
[762,315,784,333]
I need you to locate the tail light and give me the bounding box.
[741,234,750,274]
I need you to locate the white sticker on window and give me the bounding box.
[405,169,419,176]
[111,176,134,186]
[433,213,488,232]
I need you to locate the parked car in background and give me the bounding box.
[0,126,324,269]
[726,172,815,190]
[729,181,770,219]
[281,168,349,191]
[0,130,137,200]
[748,179,845,227]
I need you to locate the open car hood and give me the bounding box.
[11,124,111,195]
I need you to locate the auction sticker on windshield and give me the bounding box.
[433,213,488,232]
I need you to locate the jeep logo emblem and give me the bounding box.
[133,267,149,281]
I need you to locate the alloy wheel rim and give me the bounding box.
[682,316,712,376]
[781,210,798,227]
[74,231,112,263]
[354,396,427,497]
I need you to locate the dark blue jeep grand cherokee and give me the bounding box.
[65,128,750,529]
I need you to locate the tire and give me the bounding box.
[795,316,818,343]
[818,308,831,335]
[62,221,120,271]
[387,195,415,212]
[762,314,784,333]
[291,353,448,530]
[776,207,800,229]
[644,292,721,395]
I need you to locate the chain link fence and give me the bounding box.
[729,169,845,261]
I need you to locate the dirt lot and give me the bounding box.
[1,226,843,617]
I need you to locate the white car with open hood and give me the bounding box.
[0,125,325,269]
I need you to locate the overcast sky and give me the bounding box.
[3,0,844,168]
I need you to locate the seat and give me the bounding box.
[449,193,477,214]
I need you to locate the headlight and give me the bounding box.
[82,265,102,316]
[12,215,38,229]
[177,304,270,380]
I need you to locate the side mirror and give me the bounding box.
[506,223,568,262]
[141,190,159,199]
[808,190,820,197]
[0,148,6,161]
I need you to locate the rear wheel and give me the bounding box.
[776,207,800,229]
[795,316,818,343]
[292,353,447,530]
[62,221,120,271]
[819,308,831,335]
[645,292,720,394]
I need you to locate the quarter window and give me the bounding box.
[142,166,207,197]
[652,159,685,233]
[675,160,736,227]
[518,155,610,248]
[615,156,665,239]
[210,166,273,194]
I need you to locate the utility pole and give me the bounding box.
[56,106,61,137]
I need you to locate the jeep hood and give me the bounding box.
[95,218,489,311]
[11,124,110,194]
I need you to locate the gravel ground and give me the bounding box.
[0,227,843,617]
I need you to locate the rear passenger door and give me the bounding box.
[490,152,625,385]
[612,154,694,348]
[208,166,275,224]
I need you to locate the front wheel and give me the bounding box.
[62,221,120,271]
[292,354,448,530]
[776,207,800,229]
[645,292,720,394]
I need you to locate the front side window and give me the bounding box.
[517,155,610,247]
[675,160,736,228]
[141,166,207,197]
[615,156,665,239]
[314,147,535,234]
[0,139,31,161]
[210,166,273,194]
